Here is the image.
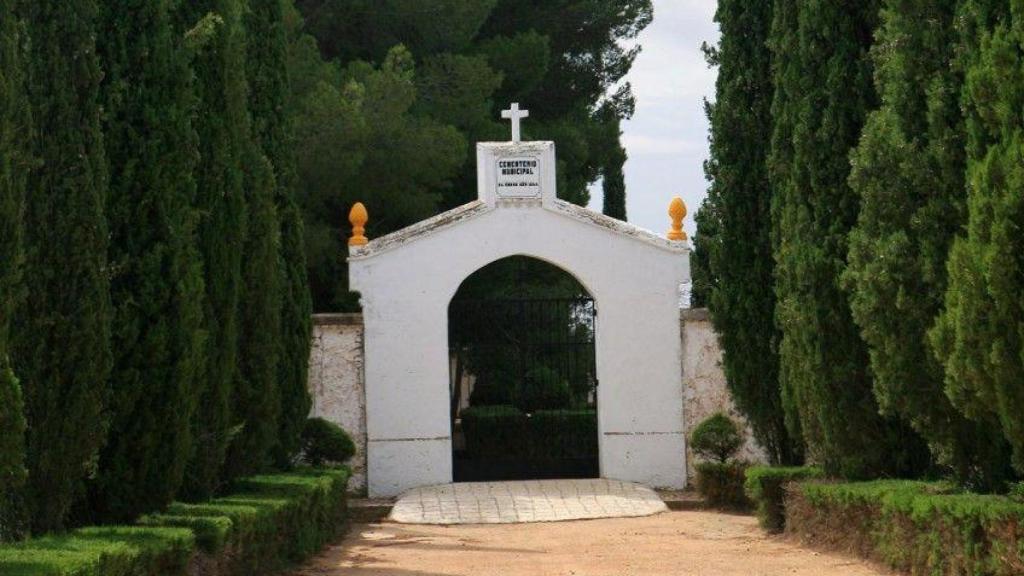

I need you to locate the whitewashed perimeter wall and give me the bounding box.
[309,309,767,495]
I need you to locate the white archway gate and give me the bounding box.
[349,136,690,497]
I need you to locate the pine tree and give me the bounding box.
[703,0,798,465]
[932,0,1024,476]
[179,0,249,500]
[88,0,207,522]
[247,0,313,468]
[769,0,927,478]
[14,0,112,533]
[602,132,627,221]
[845,0,1011,489]
[0,0,29,541]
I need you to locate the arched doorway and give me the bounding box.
[448,256,599,482]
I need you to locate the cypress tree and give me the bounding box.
[845,0,1011,489]
[247,0,313,469]
[703,0,798,465]
[88,0,207,522]
[14,0,112,533]
[224,0,284,478]
[932,0,1024,476]
[179,0,249,500]
[769,0,926,478]
[602,132,627,221]
[691,194,719,310]
[0,0,28,541]
[228,149,283,478]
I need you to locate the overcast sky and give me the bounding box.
[588,0,719,239]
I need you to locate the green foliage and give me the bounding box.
[690,413,743,464]
[695,462,749,510]
[291,0,651,311]
[768,0,928,479]
[931,0,1024,477]
[528,410,598,460]
[601,131,627,221]
[301,418,356,466]
[700,0,798,466]
[461,406,597,461]
[14,0,113,534]
[788,480,1024,575]
[743,466,824,533]
[1,468,352,575]
[179,0,248,502]
[844,0,1011,492]
[0,0,28,543]
[246,0,314,471]
[460,405,526,459]
[89,0,207,524]
[0,526,194,576]
[689,194,718,309]
[230,146,283,478]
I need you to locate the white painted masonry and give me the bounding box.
[347,140,690,497]
[307,310,766,495]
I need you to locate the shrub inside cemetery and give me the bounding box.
[301,418,356,466]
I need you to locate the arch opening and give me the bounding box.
[448,256,599,482]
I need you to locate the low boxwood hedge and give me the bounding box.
[695,462,749,509]
[460,405,527,458]
[786,479,1024,576]
[0,467,351,576]
[528,410,597,460]
[744,466,824,532]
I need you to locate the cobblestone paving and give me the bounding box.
[389,479,668,524]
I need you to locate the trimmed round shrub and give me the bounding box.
[690,413,743,463]
[301,418,355,466]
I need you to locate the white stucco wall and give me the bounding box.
[307,314,367,494]
[347,142,690,497]
[681,309,767,479]
[307,309,767,495]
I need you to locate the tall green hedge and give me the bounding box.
[932,0,1024,477]
[844,0,1012,489]
[14,0,113,534]
[702,0,798,466]
[180,0,249,501]
[0,0,28,541]
[89,0,207,524]
[246,0,314,469]
[768,0,927,479]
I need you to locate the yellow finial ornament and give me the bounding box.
[349,202,368,246]
[667,196,687,241]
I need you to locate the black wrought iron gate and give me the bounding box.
[449,296,598,482]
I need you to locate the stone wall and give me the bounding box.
[308,314,367,493]
[681,309,767,479]
[308,309,766,494]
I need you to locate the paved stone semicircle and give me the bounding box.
[389,479,668,525]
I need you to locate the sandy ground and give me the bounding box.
[290,510,889,576]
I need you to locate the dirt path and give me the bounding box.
[291,510,889,576]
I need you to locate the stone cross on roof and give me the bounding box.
[501,103,529,143]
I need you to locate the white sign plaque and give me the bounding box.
[495,156,541,198]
